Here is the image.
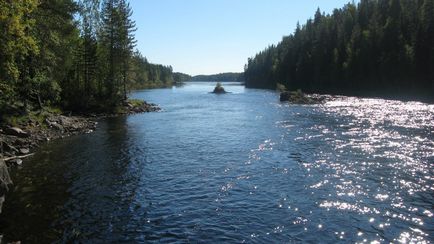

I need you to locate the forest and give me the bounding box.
[169,72,245,83]
[244,0,434,99]
[0,0,175,117]
[173,72,192,83]
[189,72,244,82]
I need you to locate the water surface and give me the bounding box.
[1,82,433,243]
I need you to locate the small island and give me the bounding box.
[211,82,228,94]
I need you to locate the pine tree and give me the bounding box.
[245,0,434,99]
[100,0,119,102]
[118,0,136,100]
[80,0,100,101]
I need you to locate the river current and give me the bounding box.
[1,82,433,243]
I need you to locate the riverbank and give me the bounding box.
[0,99,160,213]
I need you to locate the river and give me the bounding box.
[1,82,433,243]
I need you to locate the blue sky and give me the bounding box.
[129,0,355,76]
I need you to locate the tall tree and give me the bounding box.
[29,0,78,108]
[79,0,100,102]
[0,0,39,111]
[118,0,136,100]
[100,0,119,102]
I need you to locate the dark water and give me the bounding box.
[1,82,433,243]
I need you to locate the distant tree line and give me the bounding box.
[173,72,192,83]
[128,51,174,89]
[244,0,434,99]
[190,72,244,82]
[0,0,175,115]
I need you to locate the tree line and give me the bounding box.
[0,0,175,115]
[173,72,192,83]
[189,72,244,82]
[244,0,434,99]
[169,72,246,83]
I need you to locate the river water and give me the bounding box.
[1,82,433,243]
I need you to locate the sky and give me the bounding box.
[129,0,356,76]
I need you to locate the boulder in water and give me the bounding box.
[211,82,227,94]
[280,90,325,104]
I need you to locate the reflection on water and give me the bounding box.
[0,82,433,243]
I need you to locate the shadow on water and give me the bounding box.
[0,116,136,243]
[0,146,71,242]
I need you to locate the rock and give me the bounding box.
[280,90,325,104]
[211,82,228,94]
[51,122,64,131]
[11,159,23,166]
[4,127,29,138]
[280,91,292,102]
[0,196,4,214]
[212,86,227,94]
[59,115,70,125]
[13,138,27,146]
[35,135,45,142]
[0,159,12,194]
[2,142,18,153]
[122,100,161,114]
[19,148,30,155]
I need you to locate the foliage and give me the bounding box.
[244,0,434,99]
[173,72,192,83]
[0,0,176,118]
[3,107,61,127]
[128,51,174,89]
[0,0,39,111]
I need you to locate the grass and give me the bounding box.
[127,99,144,107]
[110,99,145,114]
[2,106,63,127]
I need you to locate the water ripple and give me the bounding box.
[1,84,433,243]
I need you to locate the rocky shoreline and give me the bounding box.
[0,100,160,213]
[280,90,331,104]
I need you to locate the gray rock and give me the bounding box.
[19,148,30,154]
[59,115,70,126]
[51,122,64,131]
[12,159,23,166]
[4,127,29,138]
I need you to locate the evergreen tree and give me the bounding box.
[99,0,136,104]
[100,0,119,102]
[118,0,136,100]
[80,0,100,103]
[245,0,434,99]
